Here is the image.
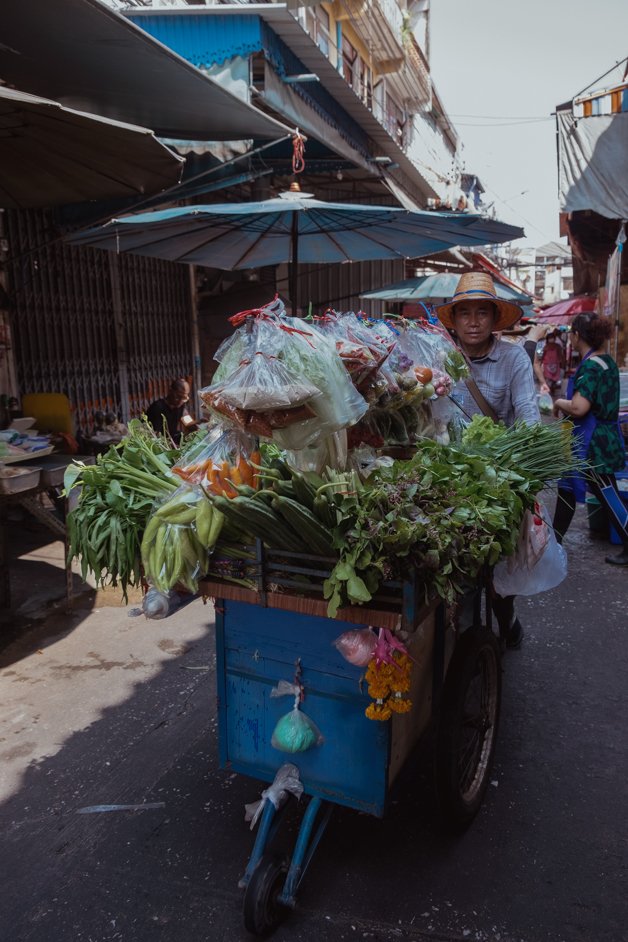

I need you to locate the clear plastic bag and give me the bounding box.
[204,316,322,414]
[270,680,323,754]
[272,317,368,449]
[286,430,348,473]
[314,311,381,389]
[244,763,303,831]
[142,586,186,619]
[208,304,368,448]
[333,627,377,666]
[538,392,554,415]
[140,486,208,592]
[173,426,260,494]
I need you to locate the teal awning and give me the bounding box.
[128,14,264,68]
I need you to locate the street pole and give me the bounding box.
[290,212,299,316]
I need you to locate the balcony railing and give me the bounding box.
[375,0,404,45]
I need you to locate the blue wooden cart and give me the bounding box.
[200,549,502,936]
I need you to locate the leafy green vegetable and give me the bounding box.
[65,419,180,598]
[322,419,583,615]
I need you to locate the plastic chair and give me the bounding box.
[21,393,74,435]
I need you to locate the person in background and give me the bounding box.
[534,329,564,396]
[521,323,550,369]
[146,378,196,446]
[435,272,540,648]
[552,313,628,566]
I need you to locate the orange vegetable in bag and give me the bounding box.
[414,366,433,384]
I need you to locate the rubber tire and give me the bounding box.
[435,626,502,831]
[243,853,289,937]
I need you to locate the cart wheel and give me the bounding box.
[435,627,501,831]
[243,853,289,937]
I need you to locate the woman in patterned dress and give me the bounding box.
[552,313,628,566]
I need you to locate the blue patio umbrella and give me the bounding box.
[361,272,533,307]
[68,193,523,313]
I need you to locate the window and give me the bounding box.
[358,57,372,107]
[342,36,358,88]
[385,93,406,146]
[306,6,331,58]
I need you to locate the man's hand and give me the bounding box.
[540,382,551,395]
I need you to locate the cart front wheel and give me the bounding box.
[435,627,501,831]
[243,853,289,936]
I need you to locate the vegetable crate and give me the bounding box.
[201,560,502,936]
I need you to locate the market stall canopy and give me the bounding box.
[557,108,628,220]
[0,86,185,209]
[67,196,524,269]
[0,0,291,141]
[68,194,523,313]
[361,273,532,307]
[532,295,597,325]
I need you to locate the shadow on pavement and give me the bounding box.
[0,508,626,942]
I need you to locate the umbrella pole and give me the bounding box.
[290,212,299,317]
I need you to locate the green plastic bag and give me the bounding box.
[270,680,323,754]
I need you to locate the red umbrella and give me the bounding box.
[533,295,597,326]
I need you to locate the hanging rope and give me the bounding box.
[292,131,306,175]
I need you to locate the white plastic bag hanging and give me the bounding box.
[493,503,567,597]
[244,762,303,831]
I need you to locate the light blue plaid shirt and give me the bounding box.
[451,338,540,427]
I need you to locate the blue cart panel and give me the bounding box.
[215,598,441,817]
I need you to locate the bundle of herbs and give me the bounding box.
[64,419,180,597]
[324,416,581,616]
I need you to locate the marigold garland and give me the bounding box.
[365,650,412,721]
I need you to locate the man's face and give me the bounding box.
[451,300,498,354]
[168,382,190,407]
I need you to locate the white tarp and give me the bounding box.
[557,109,628,220]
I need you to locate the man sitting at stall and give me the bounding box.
[435,272,540,649]
[146,378,197,446]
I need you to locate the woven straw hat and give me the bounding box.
[434,271,523,331]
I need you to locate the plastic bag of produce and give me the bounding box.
[538,392,554,415]
[141,486,210,591]
[173,426,260,495]
[332,627,377,666]
[203,314,322,416]
[398,321,468,384]
[270,680,323,754]
[269,317,368,449]
[286,429,348,473]
[313,311,380,389]
[208,302,368,448]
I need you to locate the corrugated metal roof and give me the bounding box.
[1,0,291,141]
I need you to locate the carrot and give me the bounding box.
[240,455,255,487]
[208,467,222,494]
[223,477,239,498]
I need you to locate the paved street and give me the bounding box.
[1,507,627,942]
